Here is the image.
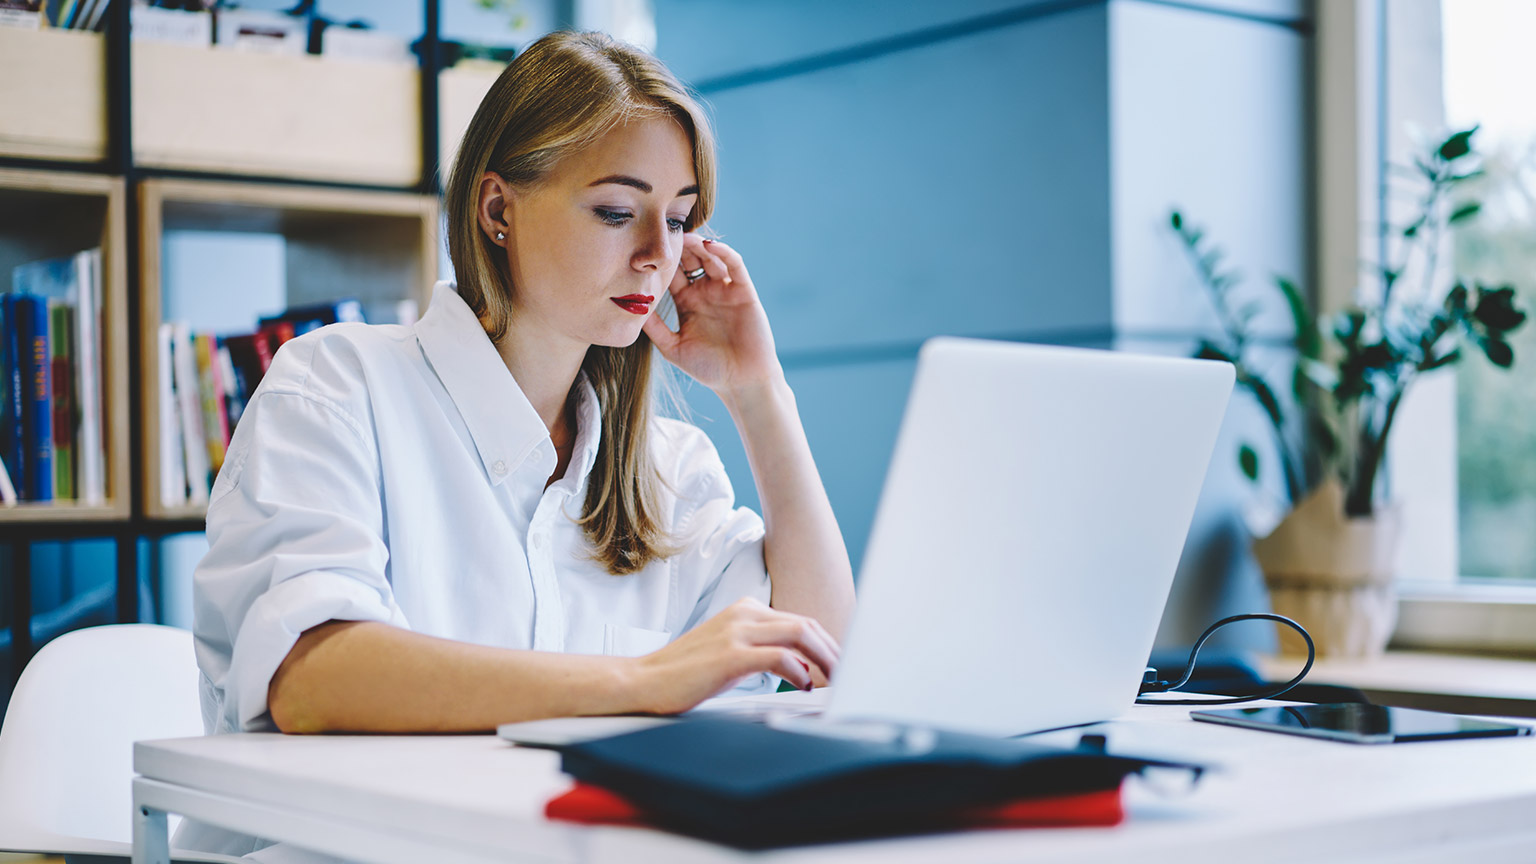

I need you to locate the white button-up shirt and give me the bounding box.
[192,281,774,737]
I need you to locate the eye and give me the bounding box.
[666,217,687,233]
[594,207,632,226]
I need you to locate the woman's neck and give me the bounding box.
[494,318,586,444]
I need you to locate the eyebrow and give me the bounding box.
[588,174,699,197]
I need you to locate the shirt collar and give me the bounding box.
[414,281,556,487]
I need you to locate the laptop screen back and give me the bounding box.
[824,338,1234,736]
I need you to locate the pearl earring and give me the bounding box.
[495,231,506,242]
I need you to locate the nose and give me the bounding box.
[630,214,672,273]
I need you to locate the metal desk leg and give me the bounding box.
[133,779,170,864]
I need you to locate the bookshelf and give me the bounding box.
[138,178,438,520]
[0,168,130,523]
[0,0,458,684]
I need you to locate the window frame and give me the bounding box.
[1316,0,1536,653]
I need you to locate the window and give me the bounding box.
[1441,0,1536,583]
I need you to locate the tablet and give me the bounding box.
[1191,704,1533,744]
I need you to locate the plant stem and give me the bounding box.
[1345,382,1409,517]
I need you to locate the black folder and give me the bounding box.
[556,715,1204,848]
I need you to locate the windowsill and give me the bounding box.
[1391,581,1536,655]
[1249,582,1536,717]
[1256,649,1536,718]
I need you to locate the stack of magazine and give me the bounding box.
[159,298,363,509]
[1,248,106,506]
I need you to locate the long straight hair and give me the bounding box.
[443,31,716,574]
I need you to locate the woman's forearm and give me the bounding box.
[268,620,643,733]
[722,376,857,640]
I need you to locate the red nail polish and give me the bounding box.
[702,238,715,244]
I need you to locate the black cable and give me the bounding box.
[1135,613,1315,706]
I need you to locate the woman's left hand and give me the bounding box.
[643,234,783,396]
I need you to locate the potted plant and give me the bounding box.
[1171,127,1527,657]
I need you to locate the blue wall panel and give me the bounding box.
[679,5,1114,357]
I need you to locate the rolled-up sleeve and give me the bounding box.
[193,386,406,733]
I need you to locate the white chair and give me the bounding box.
[0,624,240,863]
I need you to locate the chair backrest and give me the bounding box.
[0,624,204,853]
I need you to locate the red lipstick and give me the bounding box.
[611,294,655,315]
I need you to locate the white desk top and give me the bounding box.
[134,703,1536,864]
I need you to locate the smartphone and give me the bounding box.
[1190,703,1534,744]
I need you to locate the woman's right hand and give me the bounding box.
[632,597,841,715]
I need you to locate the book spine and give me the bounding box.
[253,330,274,373]
[22,295,52,501]
[1,295,23,499]
[0,437,15,505]
[157,322,187,508]
[216,343,245,434]
[50,301,75,501]
[74,248,104,504]
[194,332,229,474]
[172,322,209,505]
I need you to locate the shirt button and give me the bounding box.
[491,460,507,476]
[531,533,545,550]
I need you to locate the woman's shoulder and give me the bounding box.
[254,322,417,419]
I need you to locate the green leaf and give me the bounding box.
[1276,277,1319,359]
[1438,127,1478,161]
[1445,283,1470,317]
[1449,202,1482,224]
[1472,285,1528,334]
[1482,337,1514,368]
[1242,372,1287,432]
[1238,444,1260,482]
[1170,211,1183,230]
[1194,341,1236,365]
[1448,169,1486,183]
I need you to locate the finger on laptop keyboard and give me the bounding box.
[747,619,837,682]
[754,647,817,691]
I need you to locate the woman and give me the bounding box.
[190,29,854,745]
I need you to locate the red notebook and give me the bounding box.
[547,780,1124,831]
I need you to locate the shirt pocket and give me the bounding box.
[602,623,671,658]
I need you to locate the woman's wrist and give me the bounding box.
[719,371,793,420]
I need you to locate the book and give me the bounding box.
[1,295,25,500]
[157,322,187,508]
[130,3,211,44]
[50,301,75,501]
[0,447,15,505]
[14,249,106,503]
[50,0,79,28]
[74,248,104,504]
[216,342,244,436]
[18,293,53,501]
[171,322,209,504]
[194,332,229,474]
[0,1,43,30]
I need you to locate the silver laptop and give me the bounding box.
[500,337,1232,744]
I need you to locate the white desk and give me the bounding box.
[132,703,1536,864]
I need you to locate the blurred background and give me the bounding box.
[1,0,1533,719]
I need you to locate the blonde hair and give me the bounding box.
[444,31,715,575]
